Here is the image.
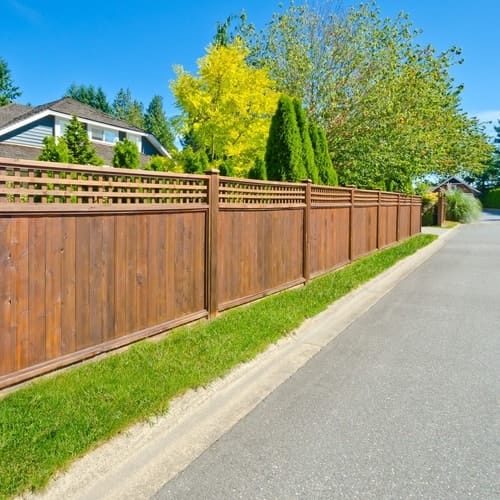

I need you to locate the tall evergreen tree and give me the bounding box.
[112,88,145,128]
[310,121,338,185]
[0,57,21,106]
[265,95,306,182]
[65,83,111,114]
[293,98,318,183]
[144,95,176,152]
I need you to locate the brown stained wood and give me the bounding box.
[147,214,161,325]
[14,218,29,370]
[114,215,127,338]
[89,216,105,346]
[45,218,63,360]
[28,217,46,365]
[136,214,149,329]
[61,217,76,355]
[0,173,421,390]
[0,219,15,375]
[75,217,91,350]
[193,212,206,312]
[101,216,115,342]
[125,216,137,334]
[164,213,176,322]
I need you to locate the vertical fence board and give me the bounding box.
[45,218,62,360]
[28,218,46,366]
[136,214,149,329]
[0,219,15,375]
[75,217,91,350]
[61,217,76,354]
[125,215,138,334]
[14,218,29,370]
[89,216,104,347]
[114,215,127,339]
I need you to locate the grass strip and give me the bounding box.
[0,233,436,499]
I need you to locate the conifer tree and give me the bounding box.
[112,138,140,169]
[64,116,103,165]
[310,121,337,185]
[38,136,69,163]
[144,95,176,152]
[265,95,306,182]
[293,98,318,183]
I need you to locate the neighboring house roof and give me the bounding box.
[0,97,169,159]
[431,176,481,196]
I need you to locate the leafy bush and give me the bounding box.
[481,188,500,208]
[112,138,139,169]
[421,191,439,226]
[445,188,482,223]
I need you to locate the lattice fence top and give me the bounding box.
[0,159,208,205]
[219,177,306,207]
[311,185,352,206]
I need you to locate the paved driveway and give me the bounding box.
[156,218,500,499]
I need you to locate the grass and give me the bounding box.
[0,233,436,499]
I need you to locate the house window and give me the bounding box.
[90,127,118,144]
[127,133,142,152]
[55,118,69,137]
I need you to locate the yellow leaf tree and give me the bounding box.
[171,40,279,177]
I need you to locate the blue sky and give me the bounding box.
[2,0,499,138]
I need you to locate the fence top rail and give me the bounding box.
[0,157,209,182]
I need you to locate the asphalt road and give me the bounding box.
[155,215,500,500]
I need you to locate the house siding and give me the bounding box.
[0,116,54,147]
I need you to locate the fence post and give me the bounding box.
[396,193,401,241]
[377,190,381,249]
[302,180,312,283]
[205,169,220,319]
[409,195,413,236]
[436,191,446,227]
[349,188,355,261]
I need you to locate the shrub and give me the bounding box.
[248,157,267,180]
[445,188,482,223]
[481,188,500,209]
[421,192,439,226]
[112,138,140,169]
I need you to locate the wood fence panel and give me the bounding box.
[61,217,76,354]
[378,206,398,248]
[14,218,29,370]
[351,206,378,259]
[218,208,304,310]
[398,205,411,240]
[309,207,350,277]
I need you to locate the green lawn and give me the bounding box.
[0,233,436,499]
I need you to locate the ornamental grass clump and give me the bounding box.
[445,188,482,223]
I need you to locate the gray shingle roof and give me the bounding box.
[0,103,33,128]
[0,97,145,133]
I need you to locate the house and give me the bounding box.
[431,175,481,197]
[0,97,169,166]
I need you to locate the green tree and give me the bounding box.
[0,57,21,105]
[38,136,69,163]
[171,39,279,177]
[248,157,267,180]
[64,116,103,165]
[252,2,491,191]
[179,146,209,174]
[144,155,176,172]
[310,121,337,185]
[112,138,140,169]
[65,83,111,113]
[293,98,318,183]
[112,88,145,128]
[265,95,306,182]
[144,95,176,152]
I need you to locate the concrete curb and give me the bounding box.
[26,228,459,500]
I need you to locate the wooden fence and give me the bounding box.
[0,158,421,389]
